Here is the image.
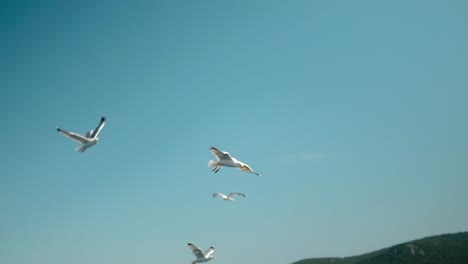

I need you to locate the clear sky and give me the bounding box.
[1,1,468,264]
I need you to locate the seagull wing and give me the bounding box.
[188,243,205,259]
[209,147,232,161]
[213,193,227,199]
[90,116,106,138]
[228,192,246,198]
[239,162,261,176]
[57,128,89,144]
[204,247,215,258]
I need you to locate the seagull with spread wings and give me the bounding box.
[212,192,246,201]
[208,146,260,176]
[56,116,106,153]
[188,243,215,264]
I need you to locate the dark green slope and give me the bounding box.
[293,232,468,264]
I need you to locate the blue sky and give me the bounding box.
[1,1,468,264]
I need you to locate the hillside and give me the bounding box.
[293,232,468,264]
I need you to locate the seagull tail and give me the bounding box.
[208,160,217,170]
[75,146,86,153]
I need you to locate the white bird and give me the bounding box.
[188,243,215,264]
[212,192,246,201]
[56,116,106,153]
[208,146,261,176]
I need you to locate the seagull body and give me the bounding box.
[56,116,106,153]
[213,192,246,201]
[208,146,260,176]
[188,243,215,264]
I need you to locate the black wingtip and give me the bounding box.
[56,128,61,132]
[101,116,106,121]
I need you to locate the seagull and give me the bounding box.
[188,243,215,264]
[208,146,261,176]
[212,192,246,201]
[56,116,106,153]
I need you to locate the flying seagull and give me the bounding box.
[56,116,106,153]
[212,192,246,201]
[208,146,260,176]
[188,243,215,264]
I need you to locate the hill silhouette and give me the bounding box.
[293,232,468,264]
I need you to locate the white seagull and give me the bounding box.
[188,243,215,264]
[208,146,261,176]
[56,116,106,153]
[212,192,246,201]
